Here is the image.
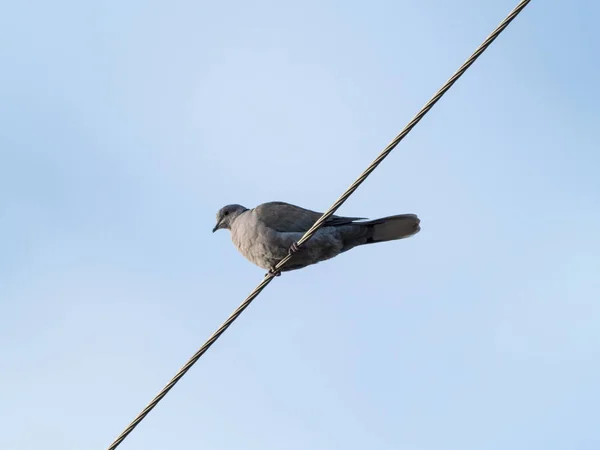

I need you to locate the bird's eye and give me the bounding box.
[224,211,230,216]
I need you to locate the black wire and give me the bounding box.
[106,1,531,448]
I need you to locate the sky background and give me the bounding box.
[1,1,599,449]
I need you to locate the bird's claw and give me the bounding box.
[288,242,300,255]
[266,267,281,277]
[265,243,300,276]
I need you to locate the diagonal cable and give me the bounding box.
[106,1,531,448]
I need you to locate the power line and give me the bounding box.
[106,1,532,448]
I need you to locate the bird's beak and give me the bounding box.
[212,222,220,233]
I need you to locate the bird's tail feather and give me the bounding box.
[339,214,420,253]
[365,214,420,243]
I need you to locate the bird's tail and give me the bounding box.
[340,214,420,252]
[364,214,420,243]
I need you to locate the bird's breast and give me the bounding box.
[230,215,284,269]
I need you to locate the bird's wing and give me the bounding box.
[253,201,366,233]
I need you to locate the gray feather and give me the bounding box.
[214,201,420,272]
[253,201,365,233]
[340,214,420,252]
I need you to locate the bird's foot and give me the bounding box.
[266,267,281,277]
[288,241,301,255]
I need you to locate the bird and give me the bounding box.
[212,201,420,276]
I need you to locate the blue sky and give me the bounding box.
[1,1,599,449]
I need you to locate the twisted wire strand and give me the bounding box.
[106,1,531,448]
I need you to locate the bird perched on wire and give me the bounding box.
[212,201,420,276]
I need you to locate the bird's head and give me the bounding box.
[212,204,247,233]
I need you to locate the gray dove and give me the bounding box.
[212,201,420,275]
